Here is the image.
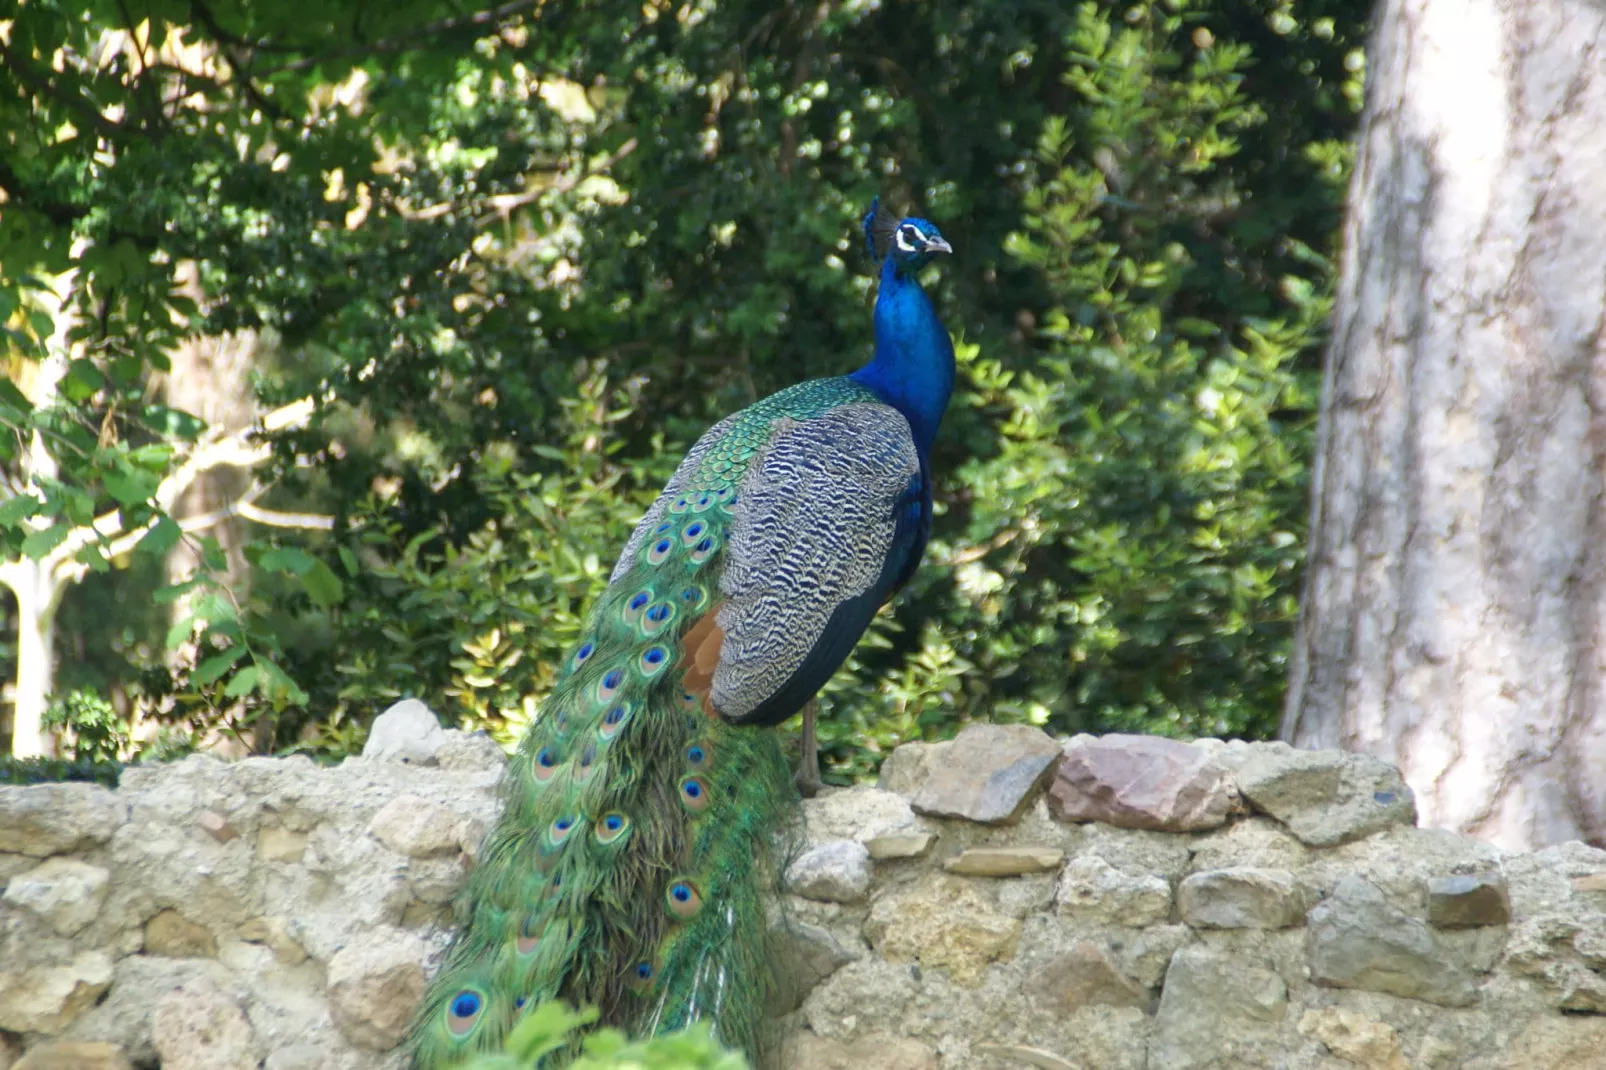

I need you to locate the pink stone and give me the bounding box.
[1048,735,1237,832]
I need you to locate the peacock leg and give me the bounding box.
[794,698,824,797]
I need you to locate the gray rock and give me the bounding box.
[1049,734,1237,831]
[361,699,446,764]
[802,786,927,844]
[768,918,859,1014]
[941,846,1064,877]
[1025,940,1150,1012]
[1427,873,1511,928]
[435,730,508,774]
[1150,946,1287,1070]
[59,956,236,1065]
[151,980,257,1070]
[2,858,110,936]
[787,840,871,904]
[864,832,934,860]
[1307,875,1477,1006]
[876,740,950,797]
[0,952,114,1034]
[326,928,429,1051]
[368,794,475,858]
[0,783,126,857]
[909,724,1061,824]
[1056,854,1171,926]
[1233,745,1416,846]
[1177,867,1312,930]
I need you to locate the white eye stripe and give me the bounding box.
[894,225,922,253]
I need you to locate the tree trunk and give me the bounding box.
[1282,0,1606,849]
[8,560,62,759]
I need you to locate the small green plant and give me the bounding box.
[460,1002,747,1070]
[42,689,130,762]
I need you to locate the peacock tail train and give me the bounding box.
[411,203,955,1068]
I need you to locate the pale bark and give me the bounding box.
[1283,0,1606,848]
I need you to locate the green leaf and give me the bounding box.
[223,665,260,698]
[137,516,183,556]
[194,647,247,684]
[0,495,42,528]
[165,615,196,649]
[20,523,69,560]
[59,359,105,402]
[260,547,318,575]
[103,466,160,507]
[300,560,345,608]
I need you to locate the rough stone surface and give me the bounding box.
[1,734,1604,1068]
[0,953,114,1034]
[144,909,218,958]
[791,1032,938,1070]
[1233,744,1417,846]
[1056,853,1171,926]
[864,874,1021,986]
[0,784,125,857]
[1307,875,1477,1006]
[769,919,859,1015]
[151,981,257,1070]
[434,730,508,774]
[1150,946,1288,1070]
[908,724,1061,824]
[1177,867,1313,929]
[360,698,447,764]
[941,845,1063,876]
[12,1042,132,1070]
[787,840,872,904]
[325,929,429,1051]
[1297,1008,1407,1070]
[1024,940,1150,1011]
[1050,734,1237,831]
[876,740,949,797]
[1428,872,1512,927]
[865,832,934,860]
[368,794,475,858]
[2,858,110,936]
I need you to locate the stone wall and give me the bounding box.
[2,706,1605,1069]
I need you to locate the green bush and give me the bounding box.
[461,1002,746,1070]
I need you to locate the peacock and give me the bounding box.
[410,199,956,1068]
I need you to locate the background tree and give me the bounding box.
[1282,0,1606,849]
[1,1,1367,775]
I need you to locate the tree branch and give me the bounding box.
[255,0,543,78]
[0,38,125,139]
[42,395,319,581]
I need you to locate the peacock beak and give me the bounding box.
[924,237,953,255]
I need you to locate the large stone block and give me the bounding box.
[1233,745,1416,846]
[0,784,126,857]
[909,724,1061,824]
[1307,876,1477,1006]
[1150,946,1287,1070]
[1049,735,1237,831]
[0,952,114,1034]
[1176,867,1313,930]
[2,858,110,937]
[151,981,257,1070]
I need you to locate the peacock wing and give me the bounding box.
[703,401,922,727]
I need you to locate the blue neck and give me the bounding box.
[848,258,955,458]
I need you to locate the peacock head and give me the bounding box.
[862,198,952,275]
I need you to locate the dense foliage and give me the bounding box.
[0,0,1367,774]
